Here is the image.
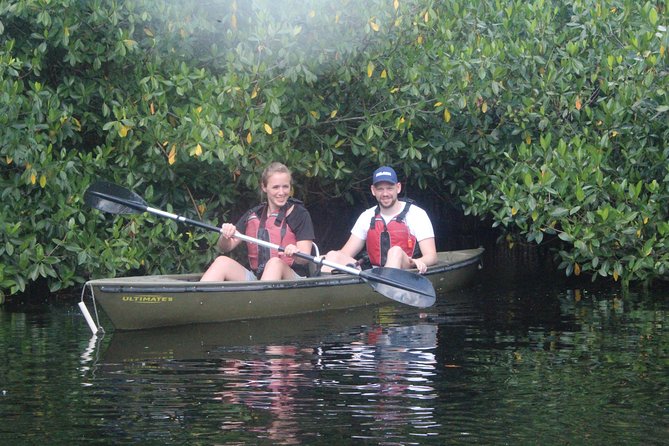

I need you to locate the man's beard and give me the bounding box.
[377,197,397,210]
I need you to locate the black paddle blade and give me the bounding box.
[363,267,436,308]
[84,181,147,215]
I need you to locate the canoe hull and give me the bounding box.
[84,248,484,331]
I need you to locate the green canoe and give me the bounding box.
[80,248,484,332]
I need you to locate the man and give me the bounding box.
[323,166,437,273]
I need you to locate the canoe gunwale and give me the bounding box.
[87,248,484,295]
[95,274,365,294]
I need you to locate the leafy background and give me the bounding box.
[0,0,667,297]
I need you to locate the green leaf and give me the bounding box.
[558,232,573,242]
[523,173,533,187]
[550,207,569,218]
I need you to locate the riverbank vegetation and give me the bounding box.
[1,0,667,297]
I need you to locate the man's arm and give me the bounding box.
[320,235,366,272]
[414,237,438,267]
[338,234,366,259]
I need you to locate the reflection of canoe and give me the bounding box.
[101,305,386,362]
[82,248,483,331]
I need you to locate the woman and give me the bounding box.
[200,162,315,281]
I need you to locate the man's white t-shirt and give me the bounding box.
[350,201,435,242]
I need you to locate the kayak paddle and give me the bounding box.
[84,181,436,308]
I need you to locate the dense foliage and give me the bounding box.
[0,0,667,297]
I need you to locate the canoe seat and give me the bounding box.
[307,243,322,277]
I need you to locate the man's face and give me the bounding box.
[371,181,401,209]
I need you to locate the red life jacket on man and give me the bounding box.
[366,199,417,267]
[245,198,299,275]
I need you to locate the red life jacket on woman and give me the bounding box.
[245,199,299,275]
[366,199,417,267]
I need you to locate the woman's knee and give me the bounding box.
[260,257,288,280]
[209,256,227,267]
[264,257,283,268]
[201,255,239,281]
[261,257,284,274]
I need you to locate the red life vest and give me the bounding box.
[245,199,299,274]
[366,199,417,267]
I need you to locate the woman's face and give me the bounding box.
[262,172,292,210]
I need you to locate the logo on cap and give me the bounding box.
[372,166,398,185]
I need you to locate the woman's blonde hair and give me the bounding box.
[261,162,292,187]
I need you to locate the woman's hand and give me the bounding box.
[220,223,237,239]
[281,244,299,257]
[217,223,239,253]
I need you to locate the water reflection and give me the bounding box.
[323,324,439,441]
[94,307,440,444]
[214,346,319,444]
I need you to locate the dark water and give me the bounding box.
[1,271,666,445]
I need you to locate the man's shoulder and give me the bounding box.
[351,207,377,232]
[357,206,377,218]
[400,199,426,212]
[405,202,428,213]
[404,201,432,222]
